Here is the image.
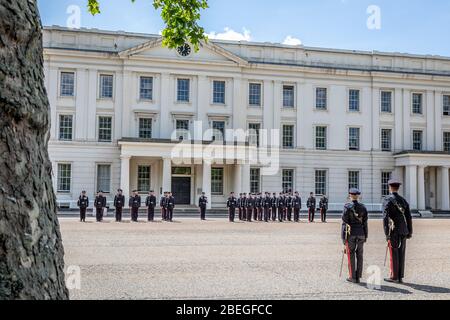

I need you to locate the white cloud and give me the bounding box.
[282,35,302,46]
[207,27,252,42]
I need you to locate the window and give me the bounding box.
[99,74,113,99]
[211,168,224,195]
[249,83,262,106]
[381,171,392,197]
[443,132,450,152]
[283,85,295,108]
[282,125,294,149]
[412,93,423,114]
[212,121,225,141]
[176,120,190,141]
[381,91,392,113]
[250,168,261,194]
[349,89,360,112]
[59,115,73,141]
[381,129,392,152]
[348,171,360,191]
[248,123,261,146]
[96,164,111,193]
[213,80,226,104]
[57,164,71,193]
[60,72,75,97]
[315,170,327,196]
[177,78,190,102]
[444,95,450,116]
[412,130,423,151]
[137,166,151,193]
[282,169,294,193]
[316,87,327,110]
[315,126,327,150]
[139,118,153,139]
[349,127,360,151]
[98,116,112,142]
[139,76,153,100]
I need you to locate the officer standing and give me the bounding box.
[94,190,107,222]
[167,192,175,222]
[277,192,286,222]
[227,192,237,222]
[145,190,157,222]
[271,193,278,222]
[246,194,255,222]
[237,193,243,221]
[198,192,208,221]
[293,192,302,222]
[263,192,271,222]
[319,195,329,223]
[341,188,368,284]
[129,190,141,222]
[383,179,413,284]
[160,192,167,221]
[307,192,316,223]
[77,191,89,222]
[286,192,293,222]
[113,189,125,222]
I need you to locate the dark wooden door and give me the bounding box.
[172,177,191,205]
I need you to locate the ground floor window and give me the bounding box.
[250,168,261,194]
[137,166,151,193]
[211,168,224,195]
[348,170,360,191]
[57,163,72,193]
[282,169,294,193]
[315,170,327,196]
[97,164,111,193]
[381,171,392,197]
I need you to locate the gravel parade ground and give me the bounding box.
[60,217,450,300]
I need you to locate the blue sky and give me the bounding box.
[38,0,450,56]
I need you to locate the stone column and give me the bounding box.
[405,165,418,210]
[234,164,242,195]
[162,157,172,193]
[417,166,426,210]
[441,166,450,211]
[242,163,251,193]
[120,155,131,205]
[202,162,212,209]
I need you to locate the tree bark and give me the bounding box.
[0,0,69,299]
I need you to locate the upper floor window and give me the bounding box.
[282,125,295,149]
[348,127,360,151]
[176,120,190,141]
[348,89,360,112]
[248,123,261,146]
[213,80,226,104]
[412,93,423,115]
[315,170,327,196]
[98,116,112,142]
[348,171,360,190]
[381,129,392,152]
[381,91,393,113]
[177,78,190,102]
[412,130,423,151]
[59,115,73,141]
[282,169,294,193]
[381,171,393,197]
[443,95,450,116]
[249,83,262,106]
[57,163,72,193]
[139,76,153,100]
[283,85,295,108]
[443,132,450,152]
[316,87,327,110]
[315,126,327,150]
[99,74,113,99]
[96,164,111,193]
[60,72,75,97]
[212,121,225,141]
[138,118,153,139]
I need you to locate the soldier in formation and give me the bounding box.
[113,189,125,222]
[94,190,107,222]
[77,190,89,222]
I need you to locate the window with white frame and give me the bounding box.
[412,130,423,151]
[412,93,423,114]
[177,78,190,102]
[212,121,225,141]
[381,91,392,113]
[250,168,261,194]
[315,126,327,150]
[381,171,392,197]
[96,164,111,193]
[213,80,226,104]
[59,115,73,141]
[211,168,224,195]
[349,89,360,112]
[349,127,360,151]
[139,76,153,100]
[315,170,327,196]
[348,171,360,191]
[282,125,294,149]
[444,95,450,116]
[98,116,112,142]
[176,119,190,141]
[60,72,75,97]
[138,118,153,139]
[57,163,71,193]
[282,169,294,193]
[443,132,450,152]
[99,74,113,99]
[283,85,295,108]
[316,87,327,110]
[137,166,151,193]
[249,83,262,106]
[381,129,392,152]
[248,123,261,146]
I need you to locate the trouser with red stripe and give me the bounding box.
[346,235,365,280]
[246,208,252,222]
[161,207,166,220]
[286,207,292,221]
[321,208,327,222]
[238,207,243,220]
[294,208,300,222]
[388,235,407,280]
[272,207,277,221]
[278,207,284,222]
[308,208,315,222]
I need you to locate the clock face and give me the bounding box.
[177,43,192,57]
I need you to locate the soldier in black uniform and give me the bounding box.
[113,189,125,222]
[227,192,237,222]
[341,188,368,284]
[241,193,248,222]
[198,192,208,220]
[77,191,89,222]
[145,190,157,222]
[293,192,302,222]
[307,192,316,223]
[254,193,261,221]
[319,195,329,223]
[246,194,255,222]
[167,192,175,222]
[129,190,141,222]
[262,192,270,222]
[277,193,286,222]
[286,192,293,222]
[383,179,413,284]
[237,193,243,221]
[271,193,278,222]
[160,192,167,221]
[94,190,107,222]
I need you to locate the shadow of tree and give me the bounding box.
[358,282,412,295]
[401,283,450,294]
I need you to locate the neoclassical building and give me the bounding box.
[43,26,450,211]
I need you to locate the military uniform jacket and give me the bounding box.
[94,196,106,209]
[277,196,286,208]
[263,196,271,208]
[129,196,141,209]
[77,196,89,209]
[199,196,208,208]
[246,198,255,208]
[293,196,302,209]
[383,193,413,237]
[227,197,237,208]
[145,195,157,208]
[270,197,277,208]
[341,201,369,240]
[307,197,316,209]
[319,198,328,210]
[114,195,125,208]
[167,196,175,209]
[160,196,166,208]
[286,196,293,208]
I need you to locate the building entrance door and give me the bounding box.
[172,177,191,205]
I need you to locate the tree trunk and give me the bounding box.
[0,0,69,299]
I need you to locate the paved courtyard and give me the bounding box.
[60,217,450,300]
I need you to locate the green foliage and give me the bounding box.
[87,0,208,51]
